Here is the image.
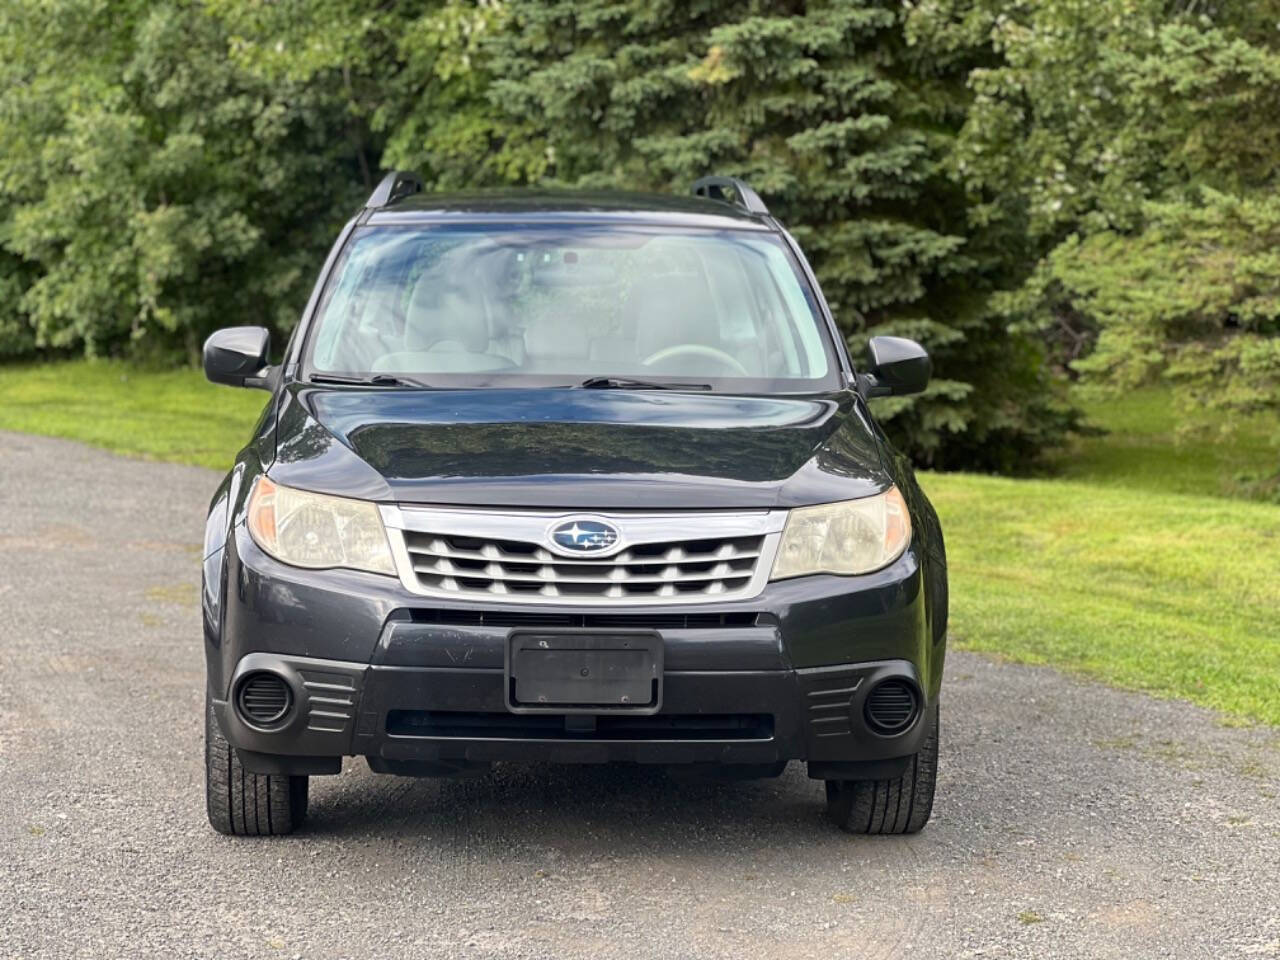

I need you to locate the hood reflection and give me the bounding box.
[264,385,890,509]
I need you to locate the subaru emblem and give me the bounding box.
[548,519,621,555]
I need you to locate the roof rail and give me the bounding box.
[366,170,423,209]
[691,176,769,215]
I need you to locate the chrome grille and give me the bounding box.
[381,506,786,606]
[404,531,763,599]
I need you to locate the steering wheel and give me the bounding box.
[641,343,750,377]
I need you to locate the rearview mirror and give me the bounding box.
[203,326,273,389]
[859,336,931,398]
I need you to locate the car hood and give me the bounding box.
[267,384,891,509]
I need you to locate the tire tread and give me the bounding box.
[205,696,307,836]
[825,701,939,835]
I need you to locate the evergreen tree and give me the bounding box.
[0,0,1088,470]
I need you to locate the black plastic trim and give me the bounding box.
[212,652,928,771]
[366,170,424,209]
[691,175,770,214]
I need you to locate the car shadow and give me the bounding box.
[299,759,866,856]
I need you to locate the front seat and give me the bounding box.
[374,271,512,373]
[404,275,489,354]
[630,271,724,368]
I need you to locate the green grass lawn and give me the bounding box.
[926,473,1280,725]
[3,359,1277,725]
[1045,386,1278,500]
[0,360,267,470]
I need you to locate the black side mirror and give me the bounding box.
[203,326,273,389]
[859,336,931,398]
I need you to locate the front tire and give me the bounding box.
[825,700,939,835]
[205,695,308,836]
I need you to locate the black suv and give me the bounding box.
[201,173,948,836]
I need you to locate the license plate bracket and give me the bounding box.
[505,630,663,714]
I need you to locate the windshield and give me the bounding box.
[304,224,840,392]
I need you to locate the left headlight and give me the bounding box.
[770,486,911,580]
[246,476,396,576]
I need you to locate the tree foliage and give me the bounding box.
[373,0,1079,468]
[0,0,365,361]
[913,0,1280,447]
[4,0,1276,470]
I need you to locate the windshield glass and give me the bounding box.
[305,224,839,391]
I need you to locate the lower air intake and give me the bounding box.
[864,680,919,735]
[236,673,292,726]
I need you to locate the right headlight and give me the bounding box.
[770,486,911,580]
[246,476,396,576]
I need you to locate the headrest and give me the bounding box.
[404,275,489,353]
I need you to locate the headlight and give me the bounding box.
[770,486,911,580]
[246,476,395,576]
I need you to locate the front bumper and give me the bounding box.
[213,652,929,777]
[206,526,944,776]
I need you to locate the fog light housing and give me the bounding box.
[235,672,293,727]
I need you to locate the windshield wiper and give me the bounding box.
[308,373,429,388]
[577,376,712,391]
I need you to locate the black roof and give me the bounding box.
[365,189,774,230]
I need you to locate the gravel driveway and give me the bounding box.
[1,430,1276,960]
